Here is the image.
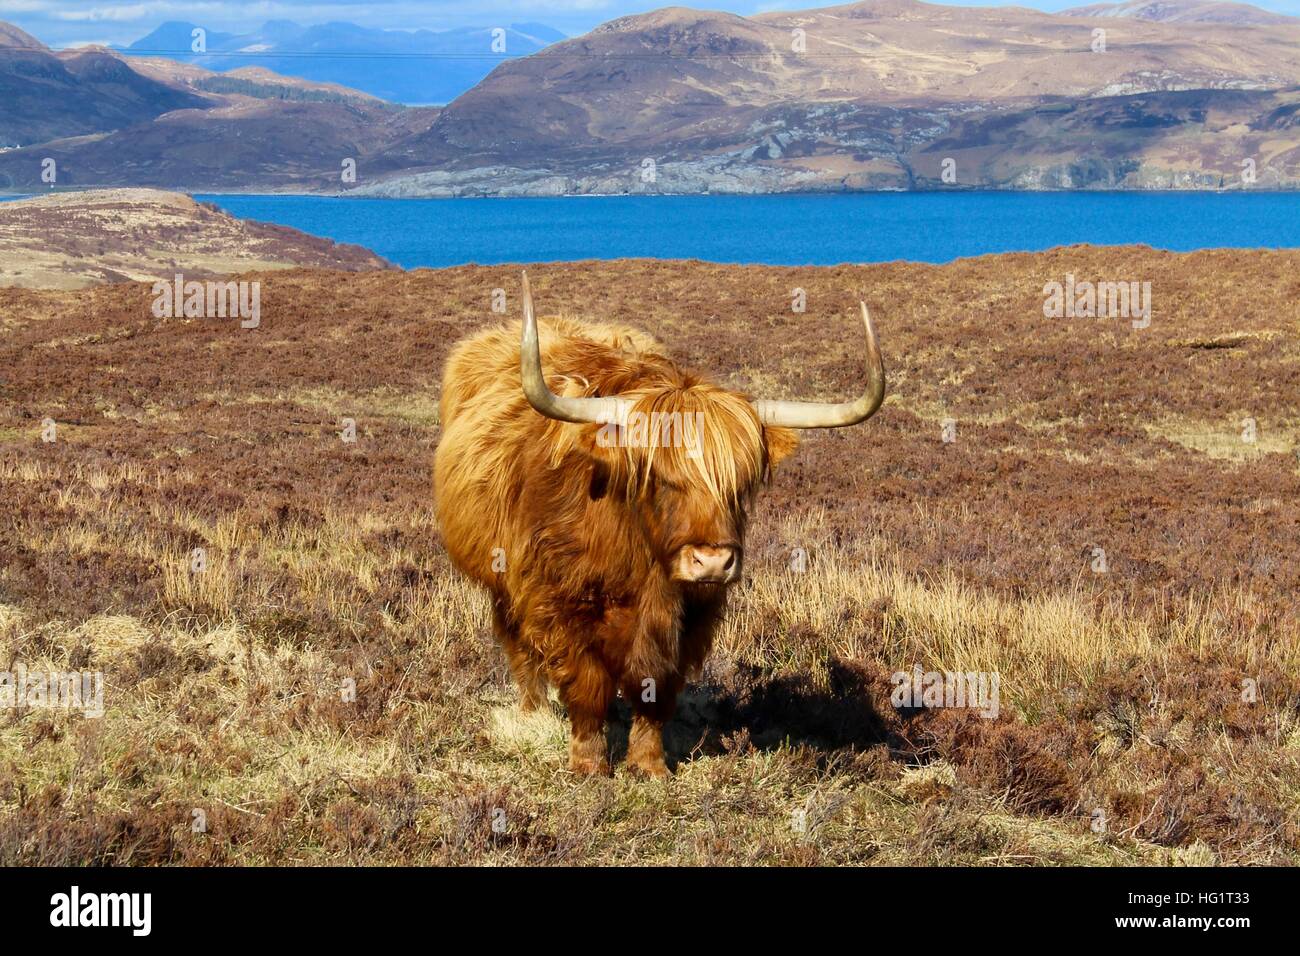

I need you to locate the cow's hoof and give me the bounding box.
[568,733,611,777]
[568,756,612,777]
[626,757,671,781]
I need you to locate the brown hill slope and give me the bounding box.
[0,29,433,191]
[911,86,1300,188]
[0,22,47,50]
[0,99,427,192]
[367,1,1300,194]
[127,59,391,108]
[0,189,390,289]
[417,0,1300,151]
[0,36,210,147]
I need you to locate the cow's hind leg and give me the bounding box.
[492,598,548,712]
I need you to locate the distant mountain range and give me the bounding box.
[1059,0,1295,24]
[117,20,567,105]
[1,1,1299,194]
[369,0,1300,193]
[0,22,434,191]
[0,23,207,147]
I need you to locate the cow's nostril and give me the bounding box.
[722,551,735,571]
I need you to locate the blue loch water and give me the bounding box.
[191,191,1300,267]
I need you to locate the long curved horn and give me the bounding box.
[520,272,627,424]
[752,302,885,428]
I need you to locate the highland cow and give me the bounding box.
[434,274,885,777]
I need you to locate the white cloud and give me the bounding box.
[55,6,153,22]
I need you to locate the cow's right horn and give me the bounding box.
[751,301,885,429]
[520,272,627,425]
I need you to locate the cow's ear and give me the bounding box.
[764,426,799,470]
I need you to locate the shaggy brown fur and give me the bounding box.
[435,316,797,777]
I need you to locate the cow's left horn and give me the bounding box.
[520,272,627,425]
[751,302,885,428]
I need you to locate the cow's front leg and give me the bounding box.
[492,598,549,713]
[558,653,615,777]
[506,643,549,713]
[627,714,670,780]
[625,675,680,780]
[568,710,610,777]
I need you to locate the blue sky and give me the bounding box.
[4,0,1298,48]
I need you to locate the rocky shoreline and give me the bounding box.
[350,157,1296,198]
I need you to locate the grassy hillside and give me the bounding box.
[1,250,1297,864]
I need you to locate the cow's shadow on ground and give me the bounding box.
[605,660,896,769]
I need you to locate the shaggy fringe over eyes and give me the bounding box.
[529,320,768,504]
[628,386,766,506]
[544,381,768,506]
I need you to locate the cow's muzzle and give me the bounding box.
[676,545,741,585]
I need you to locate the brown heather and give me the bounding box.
[0,246,1298,864]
